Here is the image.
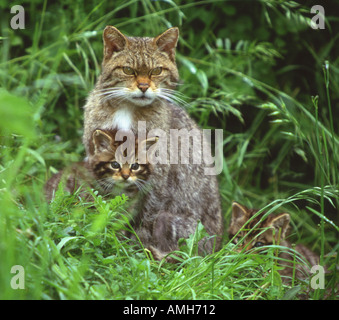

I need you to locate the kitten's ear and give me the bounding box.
[103,26,127,61]
[230,202,250,229]
[144,136,159,151]
[92,130,113,154]
[269,213,290,239]
[138,136,159,163]
[154,27,179,61]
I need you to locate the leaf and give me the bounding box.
[0,89,36,139]
[196,70,209,96]
[91,213,109,233]
[179,57,197,74]
[282,286,301,300]
[306,206,339,232]
[56,236,79,251]
[24,147,46,166]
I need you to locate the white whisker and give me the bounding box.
[95,87,129,103]
[159,87,188,98]
[156,88,190,108]
[133,178,152,193]
[134,180,147,192]
[96,87,124,92]
[97,177,116,193]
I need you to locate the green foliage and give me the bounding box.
[0,0,338,300]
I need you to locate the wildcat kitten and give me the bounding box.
[82,26,223,259]
[45,129,156,205]
[228,202,321,282]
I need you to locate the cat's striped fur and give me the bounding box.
[45,130,155,205]
[228,202,321,282]
[82,27,223,260]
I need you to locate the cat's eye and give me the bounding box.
[130,163,140,170]
[253,241,264,248]
[123,67,135,75]
[150,67,162,76]
[233,236,241,244]
[111,161,121,169]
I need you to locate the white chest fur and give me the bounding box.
[112,107,134,130]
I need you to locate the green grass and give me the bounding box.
[0,0,338,300]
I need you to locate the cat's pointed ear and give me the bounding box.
[154,27,179,61]
[138,136,159,162]
[92,129,113,154]
[230,202,250,228]
[269,213,290,240]
[103,26,127,61]
[143,136,159,151]
[139,136,159,156]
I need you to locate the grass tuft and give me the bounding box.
[0,0,338,300]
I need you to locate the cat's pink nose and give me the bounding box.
[122,174,130,180]
[138,83,149,93]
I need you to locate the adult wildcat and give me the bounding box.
[82,26,223,260]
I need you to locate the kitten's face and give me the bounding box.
[89,129,156,194]
[95,159,151,192]
[228,202,290,252]
[97,26,179,107]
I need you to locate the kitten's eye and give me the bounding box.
[130,163,140,170]
[150,67,162,76]
[253,241,264,248]
[111,161,121,169]
[233,236,241,244]
[123,67,135,75]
